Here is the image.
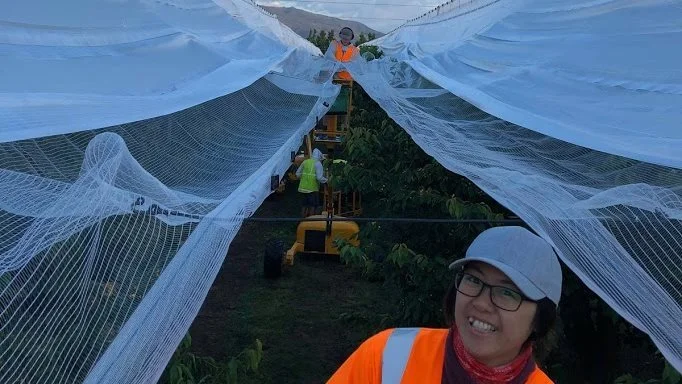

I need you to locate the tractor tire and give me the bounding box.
[263,239,285,279]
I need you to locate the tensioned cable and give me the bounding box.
[243,217,524,223]
[333,16,408,20]
[136,202,523,224]
[135,203,636,225]
[260,12,409,20]
[261,1,439,7]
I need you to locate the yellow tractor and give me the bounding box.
[264,78,362,278]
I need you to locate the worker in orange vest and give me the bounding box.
[328,226,561,383]
[324,27,359,80]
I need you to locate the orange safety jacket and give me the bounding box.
[334,41,358,80]
[327,328,554,384]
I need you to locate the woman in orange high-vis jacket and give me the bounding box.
[328,226,562,384]
[324,27,359,80]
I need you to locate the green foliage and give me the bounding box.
[354,33,383,59]
[664,362,682,384]
[614,375,659,384]
[337,111,502,218]
[614,361,681,384]
[331,86,509,327]
[307,29,334,52]
[359,44,383,60]
[160,334,263,384]
[0,272,11,291]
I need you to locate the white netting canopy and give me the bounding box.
[1,0,681,381]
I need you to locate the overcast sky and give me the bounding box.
[257,0,438,33]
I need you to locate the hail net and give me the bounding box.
[1,0,681,381]
[352,0,682,371]
[0,0,338,382]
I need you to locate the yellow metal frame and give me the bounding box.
[282,79,362,266]
[323,190,362,217]
[284,213,360,266]
[314,79,353,151]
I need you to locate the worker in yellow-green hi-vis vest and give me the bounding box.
[295,148,327,217]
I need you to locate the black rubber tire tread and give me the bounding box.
[263,238,285,279]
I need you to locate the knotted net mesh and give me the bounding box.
[0,77,333,383]
[347,60,682,370]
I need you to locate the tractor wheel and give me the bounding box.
[263,239,285,279]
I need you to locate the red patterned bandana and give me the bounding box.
[451,326,533,384]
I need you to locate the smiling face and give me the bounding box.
[454,262,537,367]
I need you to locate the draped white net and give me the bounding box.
[372,0,682,169]
[1,0,681,381]
[357,0,682,371]
[0,1,338,382]
[0,76,335,383]
[348,58,682,372]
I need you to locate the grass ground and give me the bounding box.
[188,186,392,383]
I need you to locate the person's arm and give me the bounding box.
[324,41,337,60]
[295,163,304,178]
[327,329,392,384]
[350,44,360,60]
[315,162,328,183]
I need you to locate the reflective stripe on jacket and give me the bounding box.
[298,158,319,193]
[327,328,554,384]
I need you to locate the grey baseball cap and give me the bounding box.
[448,226,562,305]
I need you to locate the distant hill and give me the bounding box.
[262,6,384,40]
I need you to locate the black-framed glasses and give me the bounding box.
[455,272,527,312]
